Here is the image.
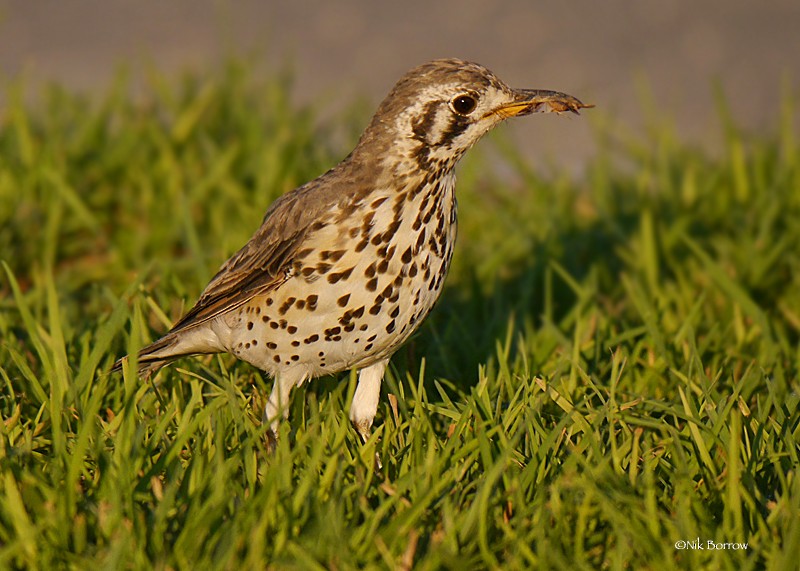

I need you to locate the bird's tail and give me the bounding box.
[112,322,223,378]
[111,333,183,378]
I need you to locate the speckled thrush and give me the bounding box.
[113,58,591,445]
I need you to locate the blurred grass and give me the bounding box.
[1,60,798,569]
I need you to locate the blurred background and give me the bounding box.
[1,0,798,169]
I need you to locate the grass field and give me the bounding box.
[1,61,798,569]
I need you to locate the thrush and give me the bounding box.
[113,58,591,445]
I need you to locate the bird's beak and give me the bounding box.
[488,89,594,120]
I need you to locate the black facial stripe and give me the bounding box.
[411,101,439,143]
[441,114,470,145]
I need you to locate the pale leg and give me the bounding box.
[350,358,389,443]
[264,369,306,445]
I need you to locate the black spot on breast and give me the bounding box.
[304,334,319,344]
[247,321,253,330]
[321,250,346,262]
[278,297,296,315]
[427,234,440,256]
[418,192,431,211]
[366,277,378,291]
[267,342,278,349]
[415,230,426,252]
[338,294,351,307]
[328,267,354,284]
[361,211,375,232]
[435,214,445,235]
[306,295,318,311]
[386,320,396,333]
[383,220,401,242]
[287,325,297,334]
[401,247,413,263]
[390,306,400,318]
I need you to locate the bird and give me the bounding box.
[113,58,591,447]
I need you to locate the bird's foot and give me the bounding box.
[265,427,279,455]
[353,419,382,470]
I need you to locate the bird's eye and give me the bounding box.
[451,94,477,115]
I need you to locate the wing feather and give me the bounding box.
[167,181,327,334]
[161,158,372,337]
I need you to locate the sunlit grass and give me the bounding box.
[1,61,798,569]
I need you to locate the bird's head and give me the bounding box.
[355,58,592,173]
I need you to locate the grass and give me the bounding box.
[1,60,798,569]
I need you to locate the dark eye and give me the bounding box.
[451,94,477,115]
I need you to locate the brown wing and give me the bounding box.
[166,180,332,335]
[168,230,305,333]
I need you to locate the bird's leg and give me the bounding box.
[350,359,389,441]
[350,358,389,468]
[264,371,302,451]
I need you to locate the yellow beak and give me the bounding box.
[488,89,594,119]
